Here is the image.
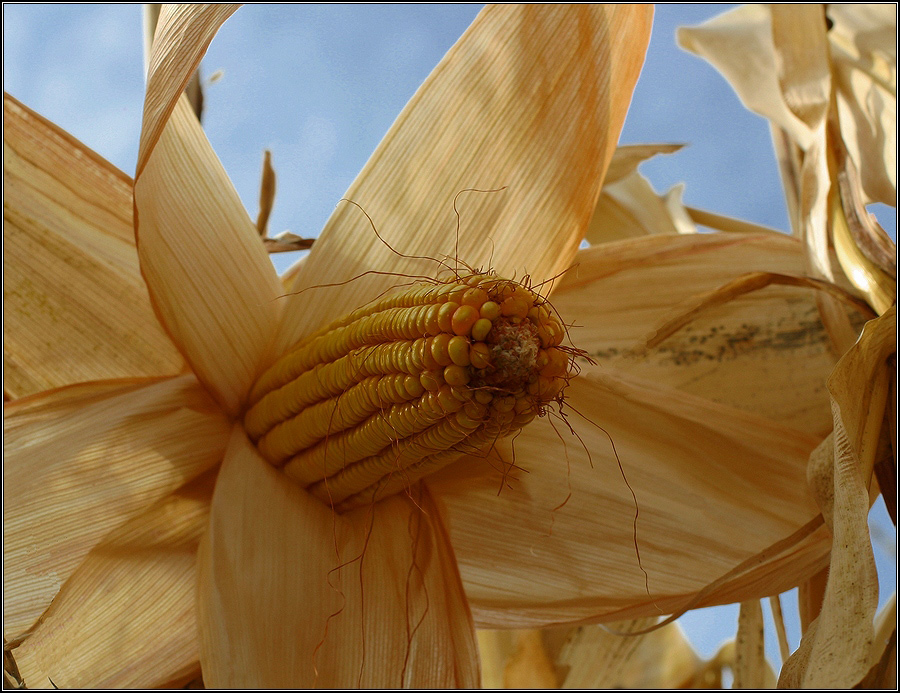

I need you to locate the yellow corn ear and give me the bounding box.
[245,272,571,511]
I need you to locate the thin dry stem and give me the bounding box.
[768,594,791,664]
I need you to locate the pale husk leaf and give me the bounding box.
[136,3,238,176]
[481,630,558,688]
[428,366,829,628]
[677,5,816,149]
[778,416,878,686]
[551,233,842,437]
[134,96,283,417]
[584,144,688,244]
[552,618,704,688]
[831,183,895,315]
[3,94,183,398]
[827,4,897,206]
[10,472,214,689]
[770,5,831,131]
[197,426,479,688]
[873,593,897,662]
[277,4,653,352]
[602,143,685,186]
[779,310,894,686]
[585,171,687,243]
[828,306,896,476]
[678,4,890,353]
[478,611,754,688]
[559,620,700,688]
[3,375,229,639]
[768,6,837,296]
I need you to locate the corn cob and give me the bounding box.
[245,272,572,511]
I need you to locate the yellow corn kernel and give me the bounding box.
[461,287,489,307]
[474,390,494,405]
[480,300,501,321]
[420,370,442,391]
[437,301,459,333]
[471,317,492,342]
[430,333,453,367]
[243,272,572,510]
[500,295,530,319]
[451,304,480,335]
[423,304,442,336]
[447,335,471,367]
[443,364,470,387]
[470,342,491,369]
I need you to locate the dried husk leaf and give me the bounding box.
[555,233,843,437]
[493,630,559,688]
[827,4,897,206]
[780,309,895,687]
[855,628,897,689]
[585,171,688,243]
[770,5,831,131]
[677,5,817,148]
[569,143,697,246]
[859,594,897,689]
[603,143,684,186]
[277,4,653,352]
[768,594,791,664]
[255,149,276,237]
[662,184,698,234]
[11,472,214,689]
[830,180,895,315]
[834,140,896,282]
[685,205,785,236]
[3,94,184,398]
[197,427,479,688]
[556,619,698,688]
[3,375,228,641]
[134,96,283,417]
[779,412,878,687]
[678,3,877,356]
[136,4,238,176]
[873,593,897,662]
[798,565,830,634]
[828,307,896,480]
[480,619,723,689]
[429,364,829,628]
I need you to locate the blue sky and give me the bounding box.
[4,2,896,677]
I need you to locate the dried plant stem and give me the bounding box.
[768,594,791,663]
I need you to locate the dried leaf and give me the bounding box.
[255,149,275,238]
[197,429,479,687]
[585,172,682,243]
[277,5,653,353]
[603,143,684,185]
[135,97,283,418]
[780,309,895,686]
[827,4,897,206]
[3,95,184,397]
